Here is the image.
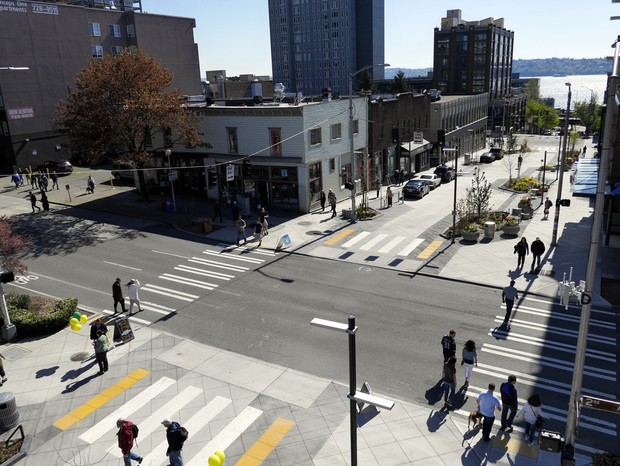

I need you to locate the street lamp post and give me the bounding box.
[551,83,571,247]
[165,148,177,212]
[349,63,389,222]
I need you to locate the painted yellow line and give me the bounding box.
[417,239,443,260]
[235,417,294,465]
[493,435,539,459]
[53,368,149,430]
[324,228,354,246]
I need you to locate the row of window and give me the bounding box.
[88,22,135,38]
[91,45,127,58]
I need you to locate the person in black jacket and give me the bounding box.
[530,237,546,272]
[513,237,529,269]
[112,278,127,313]
[500,375,518,430]
[162,419,185,466]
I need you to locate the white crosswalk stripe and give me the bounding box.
[378,235,406,253]
[359,233,389,250]
[160,273,219,290]
[341,231,371,248]
[398,238,425,256]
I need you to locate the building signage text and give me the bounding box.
[7,107,34,120]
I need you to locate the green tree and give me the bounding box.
[357,69,375,94]
[55,48,202,197]
[526,100,559,134]
[524,80,541,101]
[390,70,409,94]
[573,95,601,135]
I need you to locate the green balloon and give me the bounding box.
[72,311,81,320]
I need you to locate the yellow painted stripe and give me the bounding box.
[53,368,150,430]
[493,435,539,459]
[324,228,354,246]
[235,417,294,466]
[417,239,443,260]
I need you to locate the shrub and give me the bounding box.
[593,452,620,465]
[513,177,540,192]
[463,223,479,232]
[3,294,77,337]
[504,215,518,226]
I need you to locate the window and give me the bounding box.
[91,45,103,58]
[227,127,238,153]
[109,24,121,38]
[88,23,101,37]
[269,128,282,156]
[352,119,359,135]
[310,128,322,146]
[111,46,123,56]
[126,24,135,38]
[329,158,336,173]
[330,123,341,140]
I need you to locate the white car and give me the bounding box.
[419,174,441,189]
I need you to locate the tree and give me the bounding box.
[524,80,541,101]
[526,100,559,134]
[0,217,29,274]
[55,48,202,197]
[357,69,375,94]
[390,70,409,94]
[573,95,601,136]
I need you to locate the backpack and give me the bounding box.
[131,424,139,438]
[178,426,189,440]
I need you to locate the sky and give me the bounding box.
[144,0,620,77]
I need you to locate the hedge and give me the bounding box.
[593,452,620,465]
[3,294,77,337]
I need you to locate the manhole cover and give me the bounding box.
[1,346,30,361]
[306,230,324,236]
[70,352,91,362]
[298,221,313,226]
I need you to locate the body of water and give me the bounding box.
[532,74,608,109]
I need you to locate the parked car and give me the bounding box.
[479,152,495,163]
[111,161,135,183]
[433,165,456,182]
[419,173,441,189]
[36,159,73,175]
[490,147,503,159]
[403,180,430,199]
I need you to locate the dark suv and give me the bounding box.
[433,165,456,182]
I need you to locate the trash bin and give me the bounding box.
[464,153,471,165]
[202,218,213,233]
[484,221,496,239]
[0,393,20,429]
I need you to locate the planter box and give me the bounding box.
[461,230,481,242]
[502,224,521,236]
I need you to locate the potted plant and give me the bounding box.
[502,215,520,236]
[461,223,481,242]
[517,195,534,218]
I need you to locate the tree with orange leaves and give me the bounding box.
[0,217,29,275]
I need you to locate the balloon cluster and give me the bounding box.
[208,450,225,466]
[69,311,88,331]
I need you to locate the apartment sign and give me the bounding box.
[7,107,34,120]
[0,1,60,14]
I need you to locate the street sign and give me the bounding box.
[226,164,234,182]
[581,395,620,414]
[413,132,424,144]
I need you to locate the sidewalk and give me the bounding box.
[0,154,615,465]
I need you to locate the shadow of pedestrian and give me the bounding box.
[36,366,59,378]
[425,379,445,406]
[61,360,97,382]
[62,371,102,393]
[491,323,509,340]
[426,409,447,432]
[449,386,469,411]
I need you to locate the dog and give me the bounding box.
[468,410,483,430]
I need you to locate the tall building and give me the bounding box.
[433,9,513,99]
[0,0,201,169]
[268,0,385,97]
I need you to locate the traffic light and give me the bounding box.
[243,159,253,177]
[0,272,15,284]
[344,182,354,190]
[437,129,446,148]
[208,168,218,186]
[559,199,571,207]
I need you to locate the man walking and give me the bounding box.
[113,278,127,313]
[116,418,143,465]
[51,171,59,190]
[28,191,41,212]
[543,197,553,220]
[235,216,247,246]
[500,375,518,431]
[328,189,337,218]
[441,330,456,363]
[477,383,502,442]
[320,190,326,211]
[502,280,519,325]
[530,237,545,273]
[126,279,141,315]
[162,419,186,466]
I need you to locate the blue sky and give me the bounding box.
[145,1,620,77]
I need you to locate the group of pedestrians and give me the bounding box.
[440,330,548,447]
[513,236,546,273]
[116,417,187,465]
[112,277,141,315]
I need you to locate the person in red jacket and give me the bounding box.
[116,418,143,465]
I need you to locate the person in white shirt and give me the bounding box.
[126,279,141,315]
[477,383,502,442]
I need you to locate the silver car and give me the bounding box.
[419,174,441,189]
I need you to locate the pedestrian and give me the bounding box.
[40,191,50,212]
[231,201,240,223]
[259,207,269,235]
[543,197,553,220]
[517,393,548,446]
[441,356,457,409]
[126,279,141,315]
[461,340,477,387]
[116,418,143,465]
[320,190,326,212]
[51,171,59,190]
[235,216,247,246]
[328,189,337,218]
[86,175,95,194]
[39,172,48,191]
[90,317,108,342]
[28,191,41,212]
[517,155,523,170]
[93,330,109,375]
[375,177,381,198]
[0,352,8,387]
[441,330,456,363]
[476,383,502,442]
[394,169,400,186]
[500,375,518,431]
[31,172,38,190]
[502,280,519,325]
[212,202,223,222]
[530,237,545,273]
[399,170,404,185]
[113,278,127,313]
[513,237,529,269]
[11,172,20,189]
[253,218,264,247]
[162,419,186,466]
[386,187,393,207]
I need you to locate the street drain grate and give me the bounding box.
[1,346,30,361]
[70,352,91,362]
[306,230,325,236]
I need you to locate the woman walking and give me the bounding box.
[517,393,548,446]
[461,340,478,387]
[514,237,529,269]
[126,279,141,315]
[442,356,457,409]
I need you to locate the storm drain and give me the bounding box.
[306,230,325,236]
[1,346,30,361]
[70,352,91,362]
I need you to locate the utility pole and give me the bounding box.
[551,83,572,247]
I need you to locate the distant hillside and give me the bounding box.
[387,58,611,79]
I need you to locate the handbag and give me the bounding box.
[535,415,544,428]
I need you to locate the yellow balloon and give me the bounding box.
[80,314,88,324]
[215,450,225,463]
[70,317,78,326]
[73,323,82,332]
[208,454,221,466]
